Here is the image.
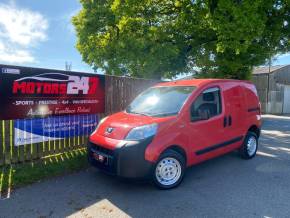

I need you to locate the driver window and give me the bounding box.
[190,87,222,121]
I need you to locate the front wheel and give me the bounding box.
[153,150,186,189]
[239,132,258,159]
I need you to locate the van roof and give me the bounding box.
[155,79,252,87]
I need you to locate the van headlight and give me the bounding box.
[91,116,108,135]
[125,123,158,141]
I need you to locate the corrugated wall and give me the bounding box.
[252,65,290,114]
[252,74,268,113]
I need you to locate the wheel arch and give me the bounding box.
[161,145,188,165]
[248,125,260,138]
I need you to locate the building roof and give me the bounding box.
[253,65,288,74]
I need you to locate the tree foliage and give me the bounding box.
[72,0,290,79]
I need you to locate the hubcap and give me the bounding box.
[155,157,182,186]
[247,136,257,156]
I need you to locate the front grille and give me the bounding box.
[89,142,114,156]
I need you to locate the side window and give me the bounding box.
[190,87,222,121]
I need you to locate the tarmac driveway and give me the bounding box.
[1,115,290,218]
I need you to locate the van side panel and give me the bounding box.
[242,83,262,134]
[221,82,248,153]
[243,83,260,112]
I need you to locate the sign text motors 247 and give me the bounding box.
[0,65,105,120]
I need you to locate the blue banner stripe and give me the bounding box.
[15,114,99,138]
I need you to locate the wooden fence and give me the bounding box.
[0,75,157,166]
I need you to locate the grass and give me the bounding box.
[0,148,89,196]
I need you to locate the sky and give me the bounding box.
[0,0,289,74]
[0,0,94,73]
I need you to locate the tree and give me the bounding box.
[72,0,290,80]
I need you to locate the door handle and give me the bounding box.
[228,116,232,126]
[224,116,232,127]
[223,116,227,127]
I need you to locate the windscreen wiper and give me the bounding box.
[128,111,151,116]
[150,112,177,117]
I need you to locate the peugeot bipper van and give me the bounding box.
[88,79,261,189]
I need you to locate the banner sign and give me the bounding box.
[0,64,105,120]
[14,114,98,146]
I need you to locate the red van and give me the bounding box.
[88,79,261,189]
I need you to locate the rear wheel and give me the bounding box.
[153,150,186,189]
[239,132,258,159]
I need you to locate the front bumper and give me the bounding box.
[87,137,154,179]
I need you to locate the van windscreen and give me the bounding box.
[126,86,196,117]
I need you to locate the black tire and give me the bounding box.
[239,132,258,159]
[152,149,186,190]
